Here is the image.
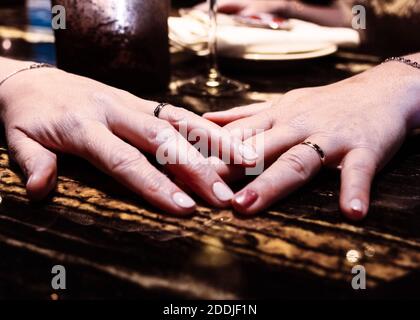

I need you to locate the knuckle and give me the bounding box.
[345,148,379,174]
[187,159,214,181]
[140,169,166,193]
[255,176,277,195]
[45,152,58,168]
[68,121,103,154]
[288,115,308,133]
[347,182,366,191]
[227,126,243,138]
[145,120,177,145]
[56,111,89,135]
[89,90,119,110]
[258,111,274,129]
[11,147,31,173]
[278,152,309,181]
[347,161,373,175]
[108,147,145,174]
[107,147,166,194]
[166,107,189,125]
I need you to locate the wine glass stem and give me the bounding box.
[208,0,219,81]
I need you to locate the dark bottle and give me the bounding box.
[52,0,170,93]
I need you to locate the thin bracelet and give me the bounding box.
[0,62,55,88]
[384,56,420,70]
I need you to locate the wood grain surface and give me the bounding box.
[0,6,420,299]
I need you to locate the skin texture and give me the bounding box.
[0,58,258,215]
[204,54,420,220]
[1,54,420,221]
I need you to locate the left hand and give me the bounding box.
[204,61,420,220]
[0,61,256,214]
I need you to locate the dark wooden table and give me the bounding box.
[1,4,420,300]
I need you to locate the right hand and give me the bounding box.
[204,60,420,220]
[0,62,257,215]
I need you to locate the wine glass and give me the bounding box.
[175,0,249,98]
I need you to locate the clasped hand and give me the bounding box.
[1,59,419,221]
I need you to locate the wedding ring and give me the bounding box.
[301,141,326,164]
[154,102,170,118]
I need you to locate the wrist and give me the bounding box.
[393,54,420,130]
[0,59,57,119]
[0,59,58,94]
[0,58,34,80]
[368,55,420,131]
[0,58,35,101]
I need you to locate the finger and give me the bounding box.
[232,137,336,215]
[158,104,258,166]
[339,148,377,221]
[207,156,245,183]
[107,111,235,207]
[120,97,258,166]
[214,125,309,183]
[7,129,57,200]
[223,111,274,142]
[242,126,307,165]
[203,102,272,125]
[76,123,196,215]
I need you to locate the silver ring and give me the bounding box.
[154,102,170,118]
[301,141,326,164]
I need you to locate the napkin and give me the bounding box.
[169,11,360,56]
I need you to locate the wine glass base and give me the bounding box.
[174,75,249,98]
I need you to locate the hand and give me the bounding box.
[0,61,257,215]
[196,0,288,16]
[204,60,420,220]
[195,0,352,28]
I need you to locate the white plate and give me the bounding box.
[169,12,358,62]
[220,43,338,61]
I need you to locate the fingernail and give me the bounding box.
[172,192,196,209]
[234,189,258,209]
[239,143,258,161]
[350,198,364,217]
[212,182,234,202]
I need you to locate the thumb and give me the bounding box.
[7,129,57,200]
